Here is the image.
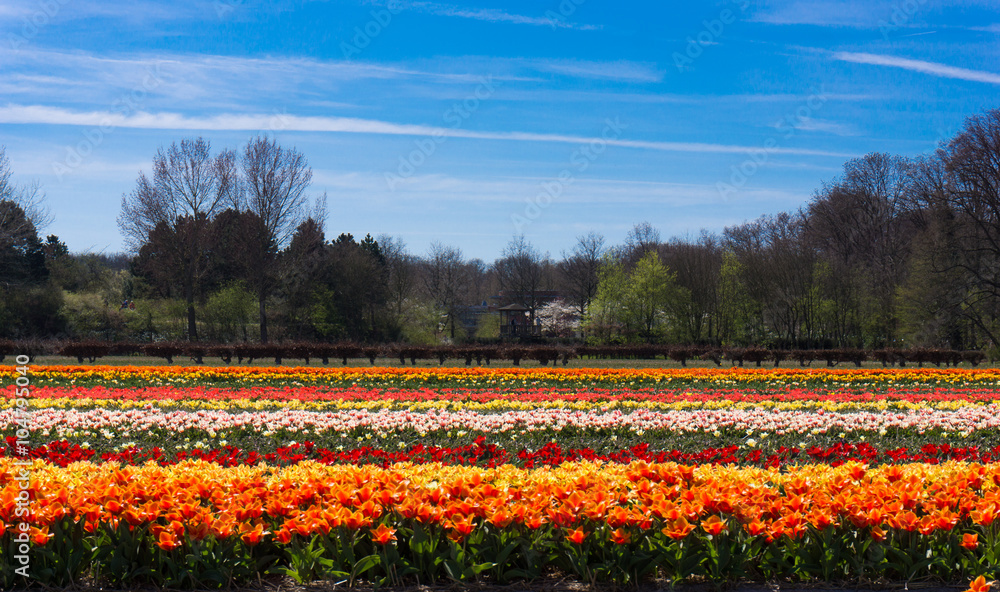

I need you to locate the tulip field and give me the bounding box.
[3,365,1000,590]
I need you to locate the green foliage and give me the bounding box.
[60,292,127,339]
[4,512,998,589]
[202,282,256,342]
[306,285,345,339]
[399,301,450,345]
[716,251,755,345]
[474,312,500,340]
[584,252,686,343]
[0,282,64,338]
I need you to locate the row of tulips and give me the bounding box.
[8,365,1000,388]
[8,437,1000,469]
[2,459,1000,588]
[7,404,1000,438]
[9,385,1000,408]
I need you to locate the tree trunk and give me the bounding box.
[187,302,198,341]
[259,292,269,344]
[185,280,198,341]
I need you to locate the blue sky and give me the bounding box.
[1,0,998,260]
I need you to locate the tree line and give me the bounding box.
[3,107,1000,351]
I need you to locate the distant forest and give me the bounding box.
[4,108,1000,351]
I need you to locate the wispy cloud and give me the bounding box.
[751,0,889,27]
[971,23,1000,33]
[313,170,807,208]
[0,0,210,25]
[0,48,657,110]
[393,1,599,30]
[0,104,854,157]
[526,59,663,83]
[832,52,1000,85]
[0,3,30,18]
[784,117,861,136]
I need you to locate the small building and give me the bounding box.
[499,303,540,338]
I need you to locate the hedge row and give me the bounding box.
[0,340,990,367]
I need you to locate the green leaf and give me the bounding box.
[470,562,496,575]
[353,553,381,576]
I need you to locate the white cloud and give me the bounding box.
[393,1,600,30]
[752,0,887,27]
[0,48,662,111]
[0,3,30,18]
[526,58,663,83]
[782,117,861,136]
[832,52,1000,85]
[0,104,855,157]
[313,169,806,208]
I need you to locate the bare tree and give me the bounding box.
[493,235,547,323]
[806,153,920,346]
[423,242,470,340]
[558,231,605,316]
[377,234,417,339]
[154,139,237,223]
[659,233,722,343]
[0,146,52,238]
[934,109,1000,347]
[724,213,816,346]
[118,137,237,341]
[241,136,313,247]
[240,136,313,342]
[806,153,913,272]
[623,221,661,263]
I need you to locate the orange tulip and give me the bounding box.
[744,518,767,537]
[961,533,979,550]
[523,513,546,530]
[965,575,992,592]
[565,527,587,545]
[187,517,212,541]
[488,508,514,529]
[30,526,52,546]
[212,516,237,539]
[370,523,397,545]
[662,517,694,540]
[451,515,476,537]
[610,528,631,545]
[156,530,182,551]
[241,523,268,546]
[972,507,996,526]
[701,515,727,536]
